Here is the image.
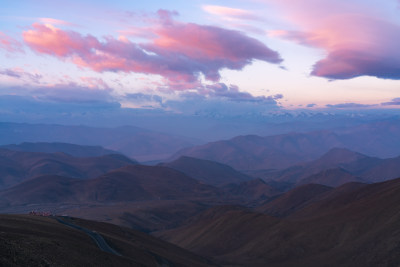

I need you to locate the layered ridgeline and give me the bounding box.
[0,162,280,232]
[254,148,400,188]
[0,148,136,190]
[171,120,400,170]
[0,144,282,233]
[1,135,400,266]
[0,165,219,205]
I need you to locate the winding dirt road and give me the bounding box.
[55,216,122,256]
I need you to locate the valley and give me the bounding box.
[1,121,400,266]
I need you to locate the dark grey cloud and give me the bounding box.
[0,68,42,83]
[326,103,375,109]
[125,93,164,107]
[381,97,400,106]
[204,83,282,104]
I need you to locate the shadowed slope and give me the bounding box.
[298,168,365,187]
[360,155,400,182]
[257,183,333,216]
[0,214,215,267]
[0,165,219,205]
[83,165,219,202]
[162,156,252,185]
[0,149,135,189]
[158,177,400,266]
[221,178,282,204]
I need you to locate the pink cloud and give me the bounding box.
[23,23,99,57]
[23,10,282,88]
[267,0,400,80]
[80,77,110,90]
[0,32,23,53]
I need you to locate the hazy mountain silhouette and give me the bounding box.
[0,142,119,157]
[0,122,196,161]
[171,131,343,170]
[260,148,400,187]
[171,120,400,170]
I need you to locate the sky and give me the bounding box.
[0,0,400,125]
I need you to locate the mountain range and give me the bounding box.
[161,156,252,186]
[171,120,400,170]
[1,129,400,266]
[256,147,400,188]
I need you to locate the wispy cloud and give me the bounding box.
[32,83,115,104]
[202,5,260,21]
[38,18,74,26]
[80,77,110,90]
[0,68,42,83]
[0,31,23,53]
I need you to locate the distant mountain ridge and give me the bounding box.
[257,148,400,188]
[0,142,119,157]
[0,122,197,161]
[171,120,400,171]
[171,131,343,170]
